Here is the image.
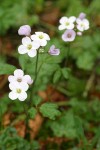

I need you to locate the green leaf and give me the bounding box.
[32,95,42,107]
[62,67,71,79]
[76,52,94,70]
[0,63,16,75]
[19,54,29,71]
[74,116,87,145]
[31,141,40,150]
[53,69,62,83]
[49,111,77,138]
[28,107,37,119]
[40,102,61,120]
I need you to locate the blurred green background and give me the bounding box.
[0,0,100,150]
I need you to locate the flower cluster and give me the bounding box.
[8,69,33,101]
[58,12,89,42]
[18,25,50,57]
[18,25,61,56]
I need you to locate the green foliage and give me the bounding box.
[53,69,62,83]
[67,76,86,96]
[40,102,61,120]
[0,0,39,35]
[28,107,37,119]
[0,127,40,150]
[62,67,71,79]
[48,111,77,138]
[0,63,16,75]
[76,51,94,70]
[1,0,100,149]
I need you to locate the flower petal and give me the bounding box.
[31,34,38,41]
[18,45,27,54]
[40,39,47,46]
[23,75,33,85]
[19,82,29,91]
[32,41,40,49]
[14,69,24,78]
[35,32,43,36]
[18,91,27,101]
[83,19,89,26]
[69,16,76,22]
[76,18,82,24]
[43,33,50,40]
[58,25,66,30]
[9,82,17,90]
[59,17,68,24]
[22,37,31,46]
[8,75,16,83]
[28,49,37,57]
[67,23,74,29]
[9,91,18,100]
[77,25,84,31]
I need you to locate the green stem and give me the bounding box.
[29,50,39,106]
[65,43,70,67]
[0,104,3,131]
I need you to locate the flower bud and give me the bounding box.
[18,25,31,36]
[48,45,60,56]
[77,32,82,36]
[78,12,86,20]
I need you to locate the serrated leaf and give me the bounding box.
[40,102,61,120]
[0,63,16,75]
[76,52,94,70]
[53,69,62,83]
[28,107,37,119]
[74,116,87,145]
[32,95,42,107]
[62,67,71,79]
[49,111,77,138]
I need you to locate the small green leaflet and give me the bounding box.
[40,102,61,120]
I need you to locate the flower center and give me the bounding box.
[65,22,70,26]
[39,35,44,39]
[27,44,32,50]
[81,23,84,27]
[17,78,22,82]
[67,33,71,38]
[16,88,22,93]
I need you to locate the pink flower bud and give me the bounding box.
[77,32,82,36]
[18,25,31,36]
[78,12,86,20]
[48,45,60,56]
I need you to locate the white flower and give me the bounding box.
[18,37,40,57]
[31,32,50,46]
[8,69,33,86]
[9,82,28,101]
[76,18,89,32]
[58,16,76,30]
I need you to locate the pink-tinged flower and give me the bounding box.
[31,32,50,47]
[77,32,82,36]
[62,29,76,42]
[78,12,86,20]
[18,25,31,36]
[48,45,60,56]
[18,37,40,57]
[58,16,76,30]
[9,82,28,101]
[8,69,33,86]
[76,18,89,32]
